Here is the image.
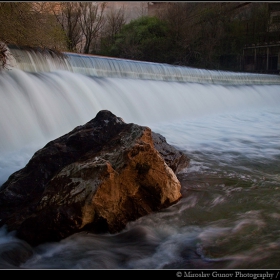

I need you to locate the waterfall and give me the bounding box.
[1,46,280,269]
[6,46,280,85]
[2,46,280,156]
[1,46,280,184]
[1,69,280,154]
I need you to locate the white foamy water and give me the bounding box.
[0,52,280,269]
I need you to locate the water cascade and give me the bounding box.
[7,46,280,85]
[0,46,280,269]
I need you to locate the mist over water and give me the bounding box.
[0,51,280,269]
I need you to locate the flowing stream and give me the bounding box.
[0,47,280,269]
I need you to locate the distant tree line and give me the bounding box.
[101,2,271,71]
[0,2,276,72]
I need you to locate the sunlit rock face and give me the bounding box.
[0,110,189,246]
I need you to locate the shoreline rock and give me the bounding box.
[0,110,189,246]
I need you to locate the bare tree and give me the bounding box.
[100,5,126,52]
[105,6,126,37]
[79,2,106,54]
[156,2,201,65]
[52,2,82,52]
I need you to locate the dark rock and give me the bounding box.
[0,110,189,246]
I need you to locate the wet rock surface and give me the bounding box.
[0,110,189,246]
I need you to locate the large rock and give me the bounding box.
[0,110,189,246]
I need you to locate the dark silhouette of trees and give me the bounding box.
[114,2,272,70]
[98,5,127,56]
[79,2,106,54]
[0,2,276,72]
[103,16,171,63]
[52,2,82,52]
[52,2,106,54]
